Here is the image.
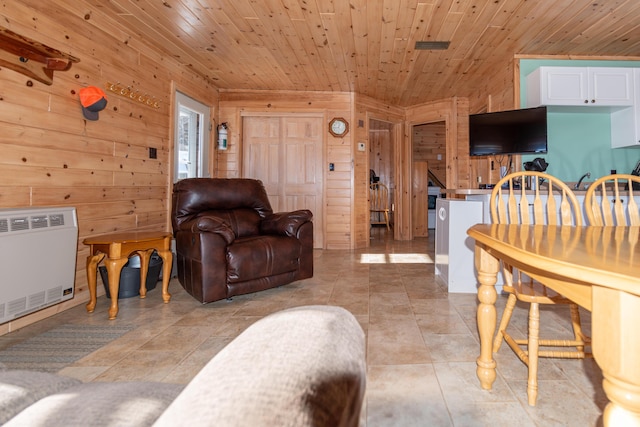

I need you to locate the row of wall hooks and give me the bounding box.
[105,81,161,109]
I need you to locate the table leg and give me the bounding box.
[137,249,155,298]
[85,252,105,313]
[474,243,499,390]
[105,257,129,320]
[157,248,173,303]
[593,286,640,427]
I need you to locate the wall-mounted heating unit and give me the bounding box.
[0,207,78,324]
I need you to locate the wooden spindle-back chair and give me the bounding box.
[584,173,640,226]
[370,183,391,230]
[490,171,591,406]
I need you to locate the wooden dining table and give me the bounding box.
[467,223,640,426]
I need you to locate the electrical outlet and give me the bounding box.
[148,147,157,159]
[477,176,482,183]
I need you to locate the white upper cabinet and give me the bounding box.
[527,67,634,107]
[590,68,634,105]
[611,68,640,148]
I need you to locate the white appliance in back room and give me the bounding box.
[0,207,78,324]
[434,198,484,293]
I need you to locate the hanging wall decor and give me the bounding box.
[0,26,79,85]
[105,81,161,109]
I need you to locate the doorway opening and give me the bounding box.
[411,122,446,236]
[369,118,395,241]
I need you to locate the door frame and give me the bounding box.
[404,98,470,239]
[368,117,398,240]
[173,91,212,182]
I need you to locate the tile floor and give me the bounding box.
[0,228,606,426]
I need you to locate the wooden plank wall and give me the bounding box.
[0,1,218,333]
[217,90,353,250]
[467,57,519,185]
[217,91,405,250]
[468,56,516,114]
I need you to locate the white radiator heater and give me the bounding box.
[0,207,78,324]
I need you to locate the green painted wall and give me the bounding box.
[519,59,640,183]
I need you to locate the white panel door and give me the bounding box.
[243,115,324,248]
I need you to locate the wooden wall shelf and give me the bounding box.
[0,26,79,85]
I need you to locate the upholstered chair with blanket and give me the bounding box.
[171,178,314,303]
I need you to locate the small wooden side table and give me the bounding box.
[84,231,173,320]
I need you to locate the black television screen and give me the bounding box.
[469,106,548,156]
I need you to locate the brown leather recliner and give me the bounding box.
[171,178,313,303]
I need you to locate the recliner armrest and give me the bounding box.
[260,209,313,237]
[179,215,236,244]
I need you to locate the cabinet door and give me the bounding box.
[589,68,633,106]
[528,67,587,106]
[611,69,640,148]
[539,67,588,106]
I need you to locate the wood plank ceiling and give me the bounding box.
[77,0,640,106]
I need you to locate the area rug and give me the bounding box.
[0,324,134,373]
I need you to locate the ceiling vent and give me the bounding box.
[415,41,450,50]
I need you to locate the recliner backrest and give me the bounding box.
[172,178,273,234]
[199,208,262,238]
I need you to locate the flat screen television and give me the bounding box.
[469,106,548,156]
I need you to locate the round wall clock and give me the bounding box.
[329,117,349,137]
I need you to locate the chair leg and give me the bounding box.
[568,303,590,350]
[493,293,517,352]
[383,211,390,230]
[527,302,540,406]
